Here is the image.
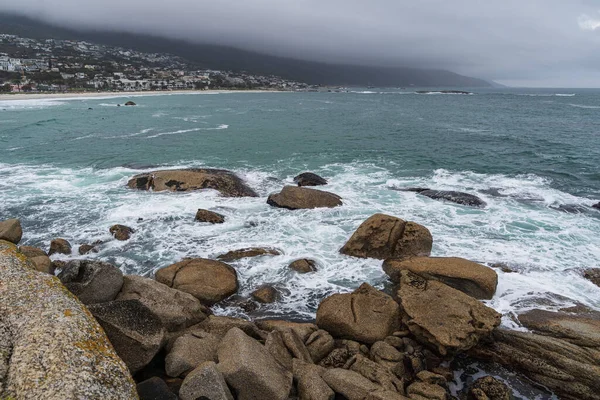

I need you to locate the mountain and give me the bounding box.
[0,13,491,87]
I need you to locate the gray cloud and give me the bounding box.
[2,0,600,87]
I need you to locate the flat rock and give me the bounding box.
[383,257,498,300]
[518,309,600,347]
[267,185,342,210]
[340,214,432,260]
[217,247,281,261]
[418,190,487,207]
[0,240,136,399]
[127,168,258,197]
[165,331,220,377]
[109,224,134,241]
[179,361,234,400]
[116,275,209,332]
[48,238,71,255]
[0,218,22,244]
[289,258,318,273]
[195,209,225,224]
[58,260,124,305]
[345,354,403,392]
[316,283,401,344]
[155,258,239,305]
[88,299,165,374]
[217,327,292,400]
[294,172,328,186]
[397,271,501,355]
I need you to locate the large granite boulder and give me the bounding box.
[397,271,501,355]
[48,238,72,255]
[292,359,335,400]
[165,331,220,377]
[418,190,487,208]
[116,275,209,332]
[294,172,328,187]
[179,361,234,400]
[305,329,335,363]
[0,240,136,399]
[19,245,53,274]
[217,247,281,261]
[340,214,432,260]
[88,299,165,374]
[316,283,401,344]
[383,257,498,300]
[58,260,124,305]
[0,218,22,244]
[195,209,225,224]
[267,186,342,210]
[127,168,258,197]
[217,327,293,400]
[155,258,239,305]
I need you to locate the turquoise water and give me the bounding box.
[1,88,599,324]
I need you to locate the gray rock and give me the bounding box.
[294,172,328,187]
[292,359,334,400]
[165,331,220,377]
[19,245,53,274]
[0,218,22,244]
[58,260,124,305]
[136,377,178,400]
[418,190,487,207]
[266,330,293,370]
[306,329,335,363]
[179,361,234,400]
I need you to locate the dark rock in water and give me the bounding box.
[479,188,509,197]
[251,285,279,303]
[48,238,72,255]
[124,101,136,106]
[583,268,600,287]
[551,204,590,214]
[0,218,22,244]
[58,260,124,305]
[195,209,225,224]
[293,172,328,187]
[267,186,342,210]
[593,202,600,210]
[78,243,97,255]
[389,187,430,193]
[136,377,178,400]
[289,259,317,273]
[127,168,258,197]
[418,190,487,207]
[469,376,513,400]
[110,224,134,241]
[217,247,281,261]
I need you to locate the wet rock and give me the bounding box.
[267,185,342,210]
[340,214,432,260]
[127,168,258,197]
[551,203,591,214]
[165,331,220,377]
[251,284,280,303]
[78,243,97,255]
[0,240,137,399]
[289,258,318,273]
[383,257,498,300]
[48,238,71,255]
[217,247,281,261]
[87,299,165,374]
[406,381,447,400]
[593,202,600,210]
[397,271,501,355]
[179,361,234,400]
[256,320,318,342]
[116,275,209,332]
[316,283,401,344]
[583,268,600,287]
[0,218,22,244]
[217,327,293,400]
[294,172,328,187]
[155,258,239,305]
[124,101,136,106]
[109,224,134,241]
[292,359,335,400]
[19,245,53,274]
[390,187,430,193]
[58,260,124,305]
[322,368,382,400]
[418,190,487,207]
[195,209,225,224]
[306,329,336,363]
[468,376,512,400]
[136,377,178,400]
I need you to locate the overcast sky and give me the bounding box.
[2,0,600,87]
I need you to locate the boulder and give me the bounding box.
[116,275,209,332]
[289,258,318,273]
[518,309,600,347]
[593,202,600,210]
[109,224,134,241]
[217,247,281,261]
[345,354,403,392]
[127,168,258,197]
[266,330,294,370]
[165,331,220,377]
[316,283,401,344]
[418,190,487,207]
[48,238,71,255]
[406,382,447,400]
[292,359,335,400]
[124,101,136,106]
[194,315,266,340]
[468,376,512,400]
[306,329,335,363]
[217,327,293,400]
[280,328,313,363]
[267,186,342,210]
[19,245,53,274]
[88,299,165,374]
[0,240,137,399]
[136,377,178,400]
[340,214,432,260]
[366,391,411,400]
[383,257,498,300]
[294,172,328,187]
[58,260,124,305]
[370,341,403,370]
[78,243,97,255]
[155,258,239,305]
[583,268,600,287]
[0,218,22,244]
[195,209,225,224]
[251,284,279,303]
[397,271,501,355]
[256,320,318,342]
[321,368,382,400]
[179,361,234,400]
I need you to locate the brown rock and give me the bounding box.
[416,371,446,386]
[251,285,279,303]
[340,214,432,260]
[195,209,225,224]
[194,315,266,340]
[165,331,220,377]
[306,329,335,363]
[366,391,412,400]
[289,258,318,273]
[383,257,498,300]
[179,361,234,400]
[256,320,318,342]
[345,354,404,392]
[319,347,353,368]
[583,268,600,287]
[19,245,53,274]
[518,309,600,348]
[406,382,447,400]
[468,376,512,400]
[48,238,71,255]
[78,244,97,255]
[397,271,501,355]
[155,258,238,305]
[109,224,134,241]
[267,185,342,210]
[316,283,401,344]
[127,168,258,197]
[370,341,403,370]
[294,172,328,187]
[266,330,293,370]
[217,247,281,261]
[280,328,313,363]
[0,218,22,244]
[292,359,334,400]
[321,368,382,400]
[58,260,124,305]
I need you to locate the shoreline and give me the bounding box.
[0,89,290,101]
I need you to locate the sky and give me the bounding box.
[1,0,600,87]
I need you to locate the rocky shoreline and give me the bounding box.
[1,169,599,400]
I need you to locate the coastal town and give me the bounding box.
[0,34,312,93]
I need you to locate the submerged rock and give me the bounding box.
[78,243,97,255]
[58,260,124,305]
[127,168,258,197]
[0,218,22,244]
[289,258,318,273]
[418,190,487,207]
[593,202,600,210]
[48,238,72,255]
[267,185,342,210]
[340,213,432,260]
[294,172,328,186]
[251,285,280,303]
[583,268,600,287]
[195,209,225,224]
[217,247,281,261]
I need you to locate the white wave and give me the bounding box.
[0,99,66,110]
[350,91,377,94]
[103,128,155,139]
[568,103,600,109]
[145,124,228,138]
[555,93,576,97]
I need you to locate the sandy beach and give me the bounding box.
[0,89,286,101]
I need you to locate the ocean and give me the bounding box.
[1,88,599,329]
